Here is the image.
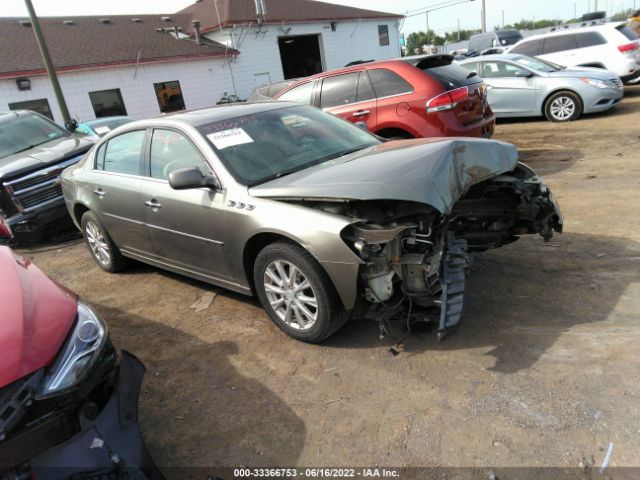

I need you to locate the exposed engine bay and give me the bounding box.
[315,163,563,339]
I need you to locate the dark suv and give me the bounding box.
[0,111,94,240]
[272,54,495,139]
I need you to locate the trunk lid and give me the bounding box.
[411,55,489,125]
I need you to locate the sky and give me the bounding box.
[1,0,638,37]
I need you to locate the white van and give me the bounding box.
[510,23,640,84]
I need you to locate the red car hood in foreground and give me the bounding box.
[0,246,76,388]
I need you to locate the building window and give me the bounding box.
[154,80,186,113]
[89,89,127,118]
[378,25,390,46]
[8,98,53,119]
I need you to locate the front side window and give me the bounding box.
[154,81,186,114]
[513,56,560,72]
[89,89,127,118]
[8,98,53,119]
[481,61,526,78]
[198,106,379,186]
[368,68,413,98]
[278,81,314,105]
[150,129,210,180]
[542,35,578,54]
[378,25,390,46]
[320,72,374,108]
[96,130,145,175]
[0,112,68,159]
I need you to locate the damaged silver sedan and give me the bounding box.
[61,103,562,343]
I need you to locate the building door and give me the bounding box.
[278,34,323,79]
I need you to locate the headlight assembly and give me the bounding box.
[580,77,611,89]
[38,300,108,397]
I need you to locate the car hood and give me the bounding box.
[545,67,619,80]
[0,135,94,181]
[250,138,518,214]
[0,246,77,388]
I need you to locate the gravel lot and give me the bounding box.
[21,86,640,476]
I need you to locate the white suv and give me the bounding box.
[510,23,640,84]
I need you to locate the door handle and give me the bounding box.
[144,199,162,209]
[352,110,370,117]
[93,188,105,197]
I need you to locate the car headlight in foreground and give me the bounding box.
[38,300,107,396]
[580,77,614,89]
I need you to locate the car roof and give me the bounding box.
[82,116,131,126]
[123,101,302,129]
[517,21,627,41]
[459,53,524,63]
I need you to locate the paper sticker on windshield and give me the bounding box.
[207,128,254,150]
[94,126,111,134]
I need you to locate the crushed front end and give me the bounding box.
[341,162,562,339]
[0,347,162,480]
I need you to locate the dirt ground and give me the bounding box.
[21,86,640,475]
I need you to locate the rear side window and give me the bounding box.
[542,35,578,54]
[616,25,639,40]
[576,31,607,47]
[510,39,543,56]
[320,72,374,108]
[278,81,314,105]
[96,130,145,175]
[368,69,413,98]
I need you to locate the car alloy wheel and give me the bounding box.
[549,96,576,121]
[85,221,111,266]
[263,260,318,331]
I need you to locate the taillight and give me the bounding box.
[618,42,639,53]
[426,86,469,113]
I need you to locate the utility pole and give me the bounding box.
[574,3,577,18]
[502,10,505,28]
[595,0,598,11]
[426,11,430,51]
[457,18,460,41]
[481,0,487,32]
[24,0,71,127]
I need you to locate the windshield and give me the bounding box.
[0,112,68,159]
[198,106,380,186]
[513,55,562,72]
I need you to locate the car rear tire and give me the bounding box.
[81,211,128,273]
[544,91,582,122]
[254,241,348,343]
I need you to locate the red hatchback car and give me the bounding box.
[273,54,495,139]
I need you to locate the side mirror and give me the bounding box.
[354,121,369,131]
[0,216,13,239]
[515,69,533,78]
[168,167,221,191]
[65,119,79,133]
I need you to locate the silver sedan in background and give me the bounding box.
[458,54,624,121]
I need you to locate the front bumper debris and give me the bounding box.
[26,351,163,480]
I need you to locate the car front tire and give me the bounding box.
[81,211,128,273]
[544,91,582,122]
[254,241,348,343]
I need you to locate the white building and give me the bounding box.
[180,0,403,98]
[0,14,238,123]
[0,1,403,124]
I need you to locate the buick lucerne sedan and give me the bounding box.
[61,102,562,343]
